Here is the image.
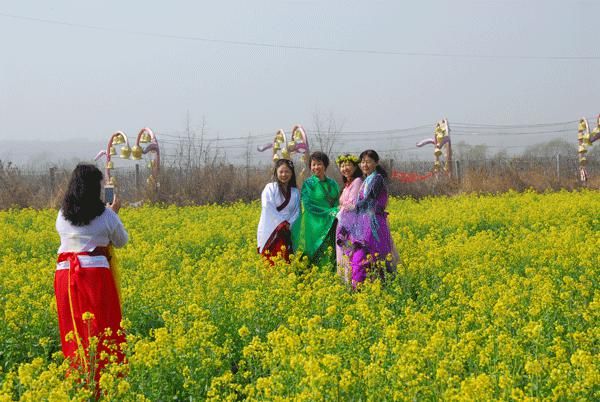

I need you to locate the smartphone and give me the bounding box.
[104,185,115,204]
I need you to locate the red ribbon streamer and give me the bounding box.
[391,170,434,183]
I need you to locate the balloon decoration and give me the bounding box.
[94,131,131,186]
[132,127,161,187]
[258,125,310,177]
[578,115,600,182]
[416,119,452,175]
[94,128,160,188]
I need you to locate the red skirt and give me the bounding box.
[259,222,292,265]
[54,248,125,382]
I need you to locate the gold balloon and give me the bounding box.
[109,146,117,156]
[140,132,152,143]
[113,134,124,145]
[106,160,114,169]
[120,146,131,159]
[131,145,143,160]
[578,145,587,154]
[273,154,280,161]
[434,147,442,157]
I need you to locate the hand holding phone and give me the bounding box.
[104,185,115,204]
[105,185,121,213]
[109,195,121,214]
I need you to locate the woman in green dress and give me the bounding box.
[294,151,340,268]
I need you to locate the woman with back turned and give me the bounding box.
[54,163,128,385]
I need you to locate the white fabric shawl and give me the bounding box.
[257,182,300,253]
[56,208,128,253]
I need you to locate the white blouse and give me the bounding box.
[56,208,129,253]
[257,182,300,253]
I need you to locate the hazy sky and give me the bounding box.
[1,0,599,164]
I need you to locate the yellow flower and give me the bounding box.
[81,311,95,321]
[238,325,250,338]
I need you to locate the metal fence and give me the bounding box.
[3,154,599,208]
[389,154,596,182]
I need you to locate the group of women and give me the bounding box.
[257,149,397,287]
[53,150,397,387]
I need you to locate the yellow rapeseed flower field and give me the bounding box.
[0,190,598,400]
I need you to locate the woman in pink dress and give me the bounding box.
[334,154,363,283]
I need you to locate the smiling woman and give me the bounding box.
[335,154,363,283]
[257,158,300,265]
[293,151,340,269]
[345,149,397,287]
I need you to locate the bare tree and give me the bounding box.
[521,138,576,158]
[454,141,489,161]
[311,109,344,156]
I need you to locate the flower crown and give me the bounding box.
[336,154,360,166]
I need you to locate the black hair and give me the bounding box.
[337,154,363,184]
[61,163,106,226]
[273,159,297,193]
[310,151,330,169]
[359,149,388,179]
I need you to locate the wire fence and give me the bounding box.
[2,153,598,209]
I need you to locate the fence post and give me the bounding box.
[389,159,394,174]
[556,153,560,181]
[454,160,461,182]
[49,167,56,200]
[246,167,250,198]
[135,164,140,193]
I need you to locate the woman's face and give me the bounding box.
[339,161,357,180]
[277,164,292,185]
[311,159,326,179]
[360,155,377,176]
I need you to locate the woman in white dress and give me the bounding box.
[257,159,301,264]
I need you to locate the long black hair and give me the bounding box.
[337,154,363,184]
[359,149,388,179]
[61,163,106,226]
[272,159,297,194]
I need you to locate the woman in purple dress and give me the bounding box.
[349,149,398,287]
